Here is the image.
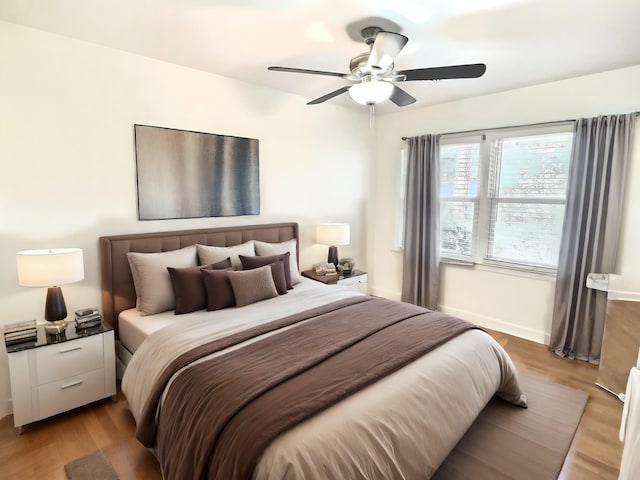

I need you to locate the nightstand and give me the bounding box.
[302,269,368,294]
[6,321,116,433]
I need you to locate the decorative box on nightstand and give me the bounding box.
[6,321,116,433]
[302,269,368,294]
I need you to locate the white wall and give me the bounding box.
[617,129,640,290]
[0,22,371,418]
[370,65,640,344]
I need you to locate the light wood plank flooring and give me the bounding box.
[0,330,624,479]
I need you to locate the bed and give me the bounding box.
[99,222,527,480]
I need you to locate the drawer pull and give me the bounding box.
[59,346,82,354]
[61,380,83,390]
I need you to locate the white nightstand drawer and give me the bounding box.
[36,335,103,384]
[337,274,368,294]
[38,368,106,420]
[338,274,368,286]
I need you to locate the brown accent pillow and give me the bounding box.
[202,269,236,311]
[239,253,290,293]
[167,258,233,314]
[227,265,278,307]
[266,260,288,295]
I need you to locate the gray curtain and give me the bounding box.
[550,113,635,363]
[401,134,440,310]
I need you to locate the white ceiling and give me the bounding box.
[1,0,640,113]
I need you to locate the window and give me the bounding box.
[439,125,573,271]
[440,140,481,259]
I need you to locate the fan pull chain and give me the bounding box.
[369,104,375,128]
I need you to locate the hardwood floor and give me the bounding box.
[0,330,624,480]
[489,330,624,480]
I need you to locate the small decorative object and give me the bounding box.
[313,262,326,275]
[314,262,339,275]
[339,257,355,276]
[16,248,85,335]
[324,263,338,275]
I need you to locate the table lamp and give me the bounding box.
[316,223,350,267]
[16,248,85,334]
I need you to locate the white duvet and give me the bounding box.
[122,282,525,479]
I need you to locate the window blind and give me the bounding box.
[486,132,573,268]
[439,143,481,259]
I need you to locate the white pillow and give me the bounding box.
[254,239,301,285]
[197,240,255,270]
[126,245,197,316]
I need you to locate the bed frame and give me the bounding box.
[99,222,299,339]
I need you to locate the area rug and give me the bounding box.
[65,449,119,480]
[433,373,588,480]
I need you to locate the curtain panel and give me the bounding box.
[401,134,440,310]
[550,113,636,363]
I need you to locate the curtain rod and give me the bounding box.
[401,119,574,141]
[401,112,640,141]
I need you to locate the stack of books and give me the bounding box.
[313,262,338,276]
[324,264,338,275]
[75,308,102,330]
[4,320,37,345]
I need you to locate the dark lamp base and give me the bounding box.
[327,245,338,267]
[44,286,68,335]
[45,286,68,321]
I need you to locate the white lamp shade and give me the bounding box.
[17,248,85,287]
[316,223,350,246]
[348,81,393,105]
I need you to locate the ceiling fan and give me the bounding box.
[268,24,486,108]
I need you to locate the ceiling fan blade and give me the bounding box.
[389,85,416,107]
[307,86,351,105]
[398,63,487,81]
[367,31,408,73]
[268,66,347,78]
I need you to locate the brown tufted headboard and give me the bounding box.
[99,222,299,338]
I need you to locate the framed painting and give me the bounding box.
[134,124,260,220]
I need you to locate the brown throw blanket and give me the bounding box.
[143,296,478,480]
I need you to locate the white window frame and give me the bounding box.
[439,123,574,274]
[439,134,484,263]
[393,148,408,252]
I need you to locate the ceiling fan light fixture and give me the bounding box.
[269,20,487,108]
[348,80,393,105]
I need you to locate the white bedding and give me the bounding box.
[122,281,525,479]
[118,276,336,354]
[257,329,520,479]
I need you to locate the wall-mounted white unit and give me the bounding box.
[586,273,640,400]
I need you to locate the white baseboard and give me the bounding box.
[369,287,550,345]
[369,286,402,301]
[439,305,550,345]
